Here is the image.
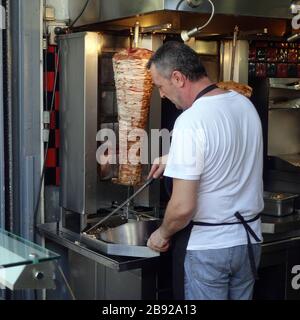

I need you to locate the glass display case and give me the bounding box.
[0,228,59,290]
[0,228,59,268]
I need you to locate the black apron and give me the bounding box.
[170,84,261,300]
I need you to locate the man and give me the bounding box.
[146,41,264,300]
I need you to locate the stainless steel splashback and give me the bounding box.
[268,79,300,157]
[60,32,100,214]
[69,0,292,27]
[268,108,300,156]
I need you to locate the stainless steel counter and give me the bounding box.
[38,223,172,300]
[39,221,300,300]
[38,223,160,272]
[261,213,300,235]
[39,214,300,262]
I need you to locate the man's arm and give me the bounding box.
[147,178,199,252]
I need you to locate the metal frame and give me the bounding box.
[0,2,5,228]
[10,0,43,240]
[0,261,56,291]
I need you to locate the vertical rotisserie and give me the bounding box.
[113,48,153,186]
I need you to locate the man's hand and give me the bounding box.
[147,227,170,253]
[147,155,169,179]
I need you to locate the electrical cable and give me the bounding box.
[181,0,215,41]
[69,0,91,29]
[33,0,49,301]
[176,0,185,10]
[57,262,76,300]
[196,0,215,32]
[33,47,60,243]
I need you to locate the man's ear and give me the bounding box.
[171,71,185,88]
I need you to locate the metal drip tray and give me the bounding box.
[99,220,161,246]
[81,218,161,258]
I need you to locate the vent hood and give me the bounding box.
[69,0,292,27]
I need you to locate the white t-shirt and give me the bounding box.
[164,91,264,250]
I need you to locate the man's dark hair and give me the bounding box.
[146,41,207,81]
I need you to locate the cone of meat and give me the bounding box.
[113,48,153,186]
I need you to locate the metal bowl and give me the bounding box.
[99,219,161,246]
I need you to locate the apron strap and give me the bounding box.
[234,212,261,242]
[193,212,261,280]
[234,212,260,280]
[193,84,218,103]
[193,213,261,227]
[171,222,194,300]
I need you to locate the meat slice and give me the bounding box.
[217,80,253,98]
[113,48,153,186]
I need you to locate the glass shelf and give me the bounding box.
[0,228,59,268]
